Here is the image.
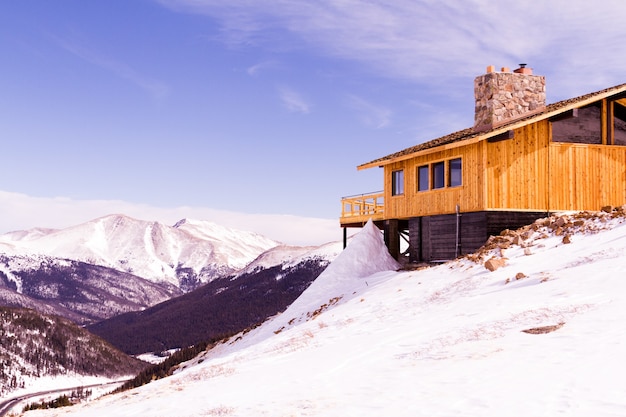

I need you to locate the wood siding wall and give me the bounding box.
[383,142,486,219]
[484,119,626,211]
[547,143,626,211]
[485,121,551,210]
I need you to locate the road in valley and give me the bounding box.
[0,380,126,416]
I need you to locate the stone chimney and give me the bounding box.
[473,64,546,132]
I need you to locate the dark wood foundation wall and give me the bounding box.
[385,211,548,262]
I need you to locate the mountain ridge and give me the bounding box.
[0,214,280,291]
[0,253,180,324]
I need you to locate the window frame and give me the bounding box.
[448,158,462,187]
[417,165,429,192]
[391,169,404,196]
[432,161,445,190]
[551,103,602,144]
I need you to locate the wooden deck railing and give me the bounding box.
[340,192,384,225]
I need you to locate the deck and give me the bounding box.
[340,192,384,227]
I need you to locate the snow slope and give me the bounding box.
[0,214,279,289]
[27,214,626,416]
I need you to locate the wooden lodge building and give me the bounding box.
[340,64,626,262]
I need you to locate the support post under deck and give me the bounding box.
[384,219,400,260]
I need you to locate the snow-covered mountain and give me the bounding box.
[0,253,180,324]
[0,214,284,325]
[0,214,280,291]
[23,210,626,417]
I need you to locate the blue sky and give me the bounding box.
[1,0,625,244]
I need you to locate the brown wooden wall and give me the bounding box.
[383,141,486,219]
[547,143,626,211]
[482,118,626,211]
[485,120,551,210]
[483,119,626,211]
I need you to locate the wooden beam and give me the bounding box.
[601,99,609,145]
[608,100,615,145]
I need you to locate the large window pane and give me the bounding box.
[432,162,445,189]
[392,170,404,196]
[417,165,429,191]
[552,103,602,144]
[448,158,462,187]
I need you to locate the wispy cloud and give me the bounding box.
[155,0,626,97]
[247,60,280,77]
[346,95,392,129]
[278,86,311,114]
[0,190,337,246]
[52,35,170,100]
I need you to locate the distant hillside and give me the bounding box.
[0,254,180,325]
[88,242,342,355]
[0,306,147,397]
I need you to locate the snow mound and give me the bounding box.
[287,219,400,308]
[284,219,397,310]
[216,219,400,350]
[320,218,400,279]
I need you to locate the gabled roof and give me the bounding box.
[358,82,626,170]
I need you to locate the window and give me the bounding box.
[392,170,404,196]
[417,165,429,191]
[432,162,445,189]
[552,103,602,144]
[448,158,462,187]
